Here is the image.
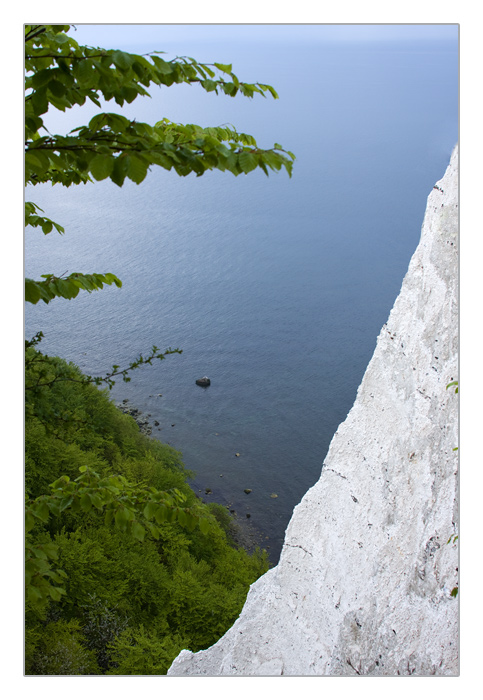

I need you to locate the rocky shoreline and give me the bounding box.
[114,399,269,559]
[223,515,268,557]
[116,399,158,436]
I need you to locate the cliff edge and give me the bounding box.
[168,146,459,676]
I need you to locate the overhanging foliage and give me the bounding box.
[25,25,294,304]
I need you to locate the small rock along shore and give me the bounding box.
[115,399,268,558]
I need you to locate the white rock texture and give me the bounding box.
[168,146,459,676]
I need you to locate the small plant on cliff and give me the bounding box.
[446,380,459,451]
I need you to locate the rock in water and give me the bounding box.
[196,376,211,387]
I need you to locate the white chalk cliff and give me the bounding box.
[168,146,459,676]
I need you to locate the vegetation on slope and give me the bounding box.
[25,348,269,675]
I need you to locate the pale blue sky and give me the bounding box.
[70,23,458,53]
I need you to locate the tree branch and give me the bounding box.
[25,26,47,42]
[25,346,182,391]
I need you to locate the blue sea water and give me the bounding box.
[25,28,458,562]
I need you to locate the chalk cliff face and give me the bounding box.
[168,147,459,676]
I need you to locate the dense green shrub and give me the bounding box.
[107,626,189,675]
[26,619,100,675]
[25,352,269,674]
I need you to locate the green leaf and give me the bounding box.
[132,522,146,542]
[89,153,114,181]
[76,59,96,86]
[90,493,105,510]
[222,82,237,96]
[31,69,54,89]
[80,492,92,512]
[238,151,258,174]
[31,88,49,116]
[27,586,43,603]
[146,521,160,540]
[42,543,59,560]
[48,586,66,602]
[125,154,149,184]
[199,517,210,535]
[47,500,61,518]
[35,501,50,523]
[25,115,44,136]
[111,50,134,71]
[25,150,49,177]
[201,79,218,92]
[266,85,279,99]
[88,113,108,131]
[115,507,131,529]
[32,546,48,560]
[239,84,254,98]
[56,279,78,299]
[151,55,173,75]
[153,504,167,523]
[184,512,198,531]
[111,155,128,187]
[52,32,70,45]
[177,509,187,527]
[25,279,41,304]
[48,79,66,97]
[214,62,232,74]
[143,502,157,520]
[103,273,122,288]
[25,511,35,532]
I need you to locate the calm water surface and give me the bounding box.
[25,31,458,561]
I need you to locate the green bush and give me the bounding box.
[25,352,269,674]
[26,619,100,675]
[107,626,188,675]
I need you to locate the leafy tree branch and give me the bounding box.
[26,340,182,391]
[25,24,294,304]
